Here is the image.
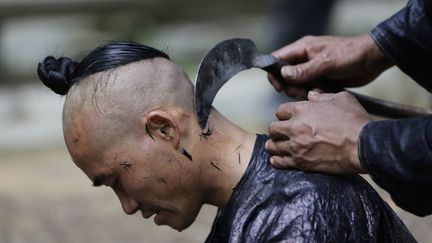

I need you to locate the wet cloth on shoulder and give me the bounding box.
[205,134,416,243]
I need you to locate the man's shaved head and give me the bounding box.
[37,41,195,153]
[63,58,195,154]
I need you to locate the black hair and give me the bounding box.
[37,41,170,95]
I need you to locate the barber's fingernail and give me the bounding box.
[270,157,275,164]
[265,140,269,149]
[282,66,293,78]
[309,91,319,96]
[271,81,282,92]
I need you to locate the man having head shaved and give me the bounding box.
[38,41,415,242]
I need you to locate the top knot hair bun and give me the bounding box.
[37,41,170,96]
[37,56,77,95]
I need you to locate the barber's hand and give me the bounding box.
[268,34,393,98]
[266,91,371,174]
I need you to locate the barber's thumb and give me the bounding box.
[281,64,311,84]
[308,91,335,101]
[307,90,320,100]
[270,155,296,170]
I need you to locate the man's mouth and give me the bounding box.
[141,208,171,226]
[154,211,164,225]
[141,210,158,219]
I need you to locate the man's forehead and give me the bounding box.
[65,118,87,155]
[63,108,95,148]
[63,112,105,171]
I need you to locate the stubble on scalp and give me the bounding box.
[62,58,196,153]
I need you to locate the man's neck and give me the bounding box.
[187,109,257,208]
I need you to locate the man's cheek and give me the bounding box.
[156,177,178,192]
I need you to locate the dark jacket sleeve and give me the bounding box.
[370,0,432,90]
[366,0,432,216]
[359,116,432,216]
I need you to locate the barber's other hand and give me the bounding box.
[268,34,393,97]
[266,91,371,174]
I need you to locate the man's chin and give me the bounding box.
[163,216,194,232]
[169,220,193,232]
[154,209,197,231]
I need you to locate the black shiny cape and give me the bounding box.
[205,135,416,243]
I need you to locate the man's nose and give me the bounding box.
[116,190,140,215]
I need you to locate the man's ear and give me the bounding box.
[145,110,180,149]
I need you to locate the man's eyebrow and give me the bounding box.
[92,174,108,187]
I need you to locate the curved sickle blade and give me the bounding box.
[194,38,260,129]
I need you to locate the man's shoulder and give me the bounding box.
[208,161,414,243]
[268,168,374,200]
[244,163,377,218]
[250,135,374,200]
[220,171,376,242]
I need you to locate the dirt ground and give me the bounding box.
[1,147,431,243]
